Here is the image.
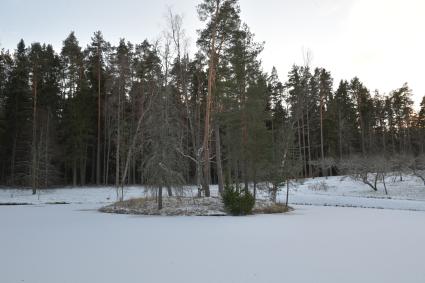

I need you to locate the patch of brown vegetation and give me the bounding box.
[253,203,293,214]
[113,197,148,208]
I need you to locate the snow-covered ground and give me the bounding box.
[285,175,425,211]
[2,174,425,211]
[1,203,424,283]
[1,176,425,282]
[0,186,145,205]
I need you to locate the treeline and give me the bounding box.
[1,0,425,195]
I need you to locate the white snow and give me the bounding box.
[0,186,145,205]
[1,203,424,283]
[2,174,425,212]
[1,175,425,282]
[283,175,425,211]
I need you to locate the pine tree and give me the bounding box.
[61,32,94,186]
[415,96,425,154]
[350,77,373,155]
[0,49,12,183]
[28,43,62,188]
[220,23,264,190]
[86,31,110,185]
[318,68,333,175]
[286,65,305,176]
[332,80,357,158]
[4,40,32,186]
[197,0,241,196]
[111,39,132,189]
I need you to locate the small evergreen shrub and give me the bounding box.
[221,184,255,216]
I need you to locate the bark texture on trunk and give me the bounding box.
[202,1,221,197]
[214,118,224,194]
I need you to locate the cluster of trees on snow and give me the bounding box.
[1,0,425,201]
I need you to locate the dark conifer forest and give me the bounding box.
[0,0,424,194]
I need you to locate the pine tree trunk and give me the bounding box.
[103,88,109,185]
[382,119,386,154]
[31,79,38,194]
[202,1,221,198]
[96,46,101,185]
[320,91,325,177]
[297,120,302,178]
[91,146,96,183]
[214,118,224,194]
[105,127,111,184]
[338,110,343,160]
[301,114,307,177]
[132,157,136,185]
[195,73,203,193]
[306,107,312,177]
[80,156,86,186]
[72,158,77,187]
[285,179,290,208]
[45,109,49,187]
[116,87,121,187]
[158,186,163,210]
[358,100,366,155]
[80,143,88,186]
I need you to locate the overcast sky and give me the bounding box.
[1,0,424,105]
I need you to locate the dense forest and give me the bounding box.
[1,0,425,196]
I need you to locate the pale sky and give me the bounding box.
[1,0,424,105]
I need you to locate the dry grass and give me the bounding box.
[114,197,148,208]
[102,197,294,216]
[253,203,293,214]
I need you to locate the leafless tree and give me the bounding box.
[390,154,414,182]
[408,154,425,186]
[340,155,391,194]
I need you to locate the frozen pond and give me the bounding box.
[1,203,424,283]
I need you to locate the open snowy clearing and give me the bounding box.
[1,203,424,283]
[285,175,425,211]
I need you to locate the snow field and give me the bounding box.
[0,204,424,283]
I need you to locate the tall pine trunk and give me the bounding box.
[115,85,121,188]
[31,79,38,194]
[96,45,101,185]
[72,158,77,187]
[337,108,343,160]
[306,106,312,177]
[301,113,307,177]
[320,91,325,176]
[202,1,220,197]
[214,118,224,194]
[158,186,163,210]
[297,120,302,178]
